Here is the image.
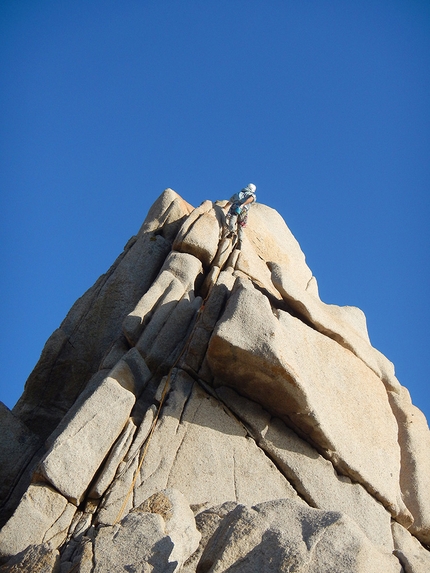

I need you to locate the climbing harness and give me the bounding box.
[225,186,256,237]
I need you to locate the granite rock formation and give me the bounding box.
[0,189,429,572]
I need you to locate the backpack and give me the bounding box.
[230,190,255,205]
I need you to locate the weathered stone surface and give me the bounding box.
[137,187,194,242]
[115,348,152,398]
[98,335,129,370]
[44,503,77,552]
[173,201,221,267]
[234,235,285,300]
[65,527,96,573]
[392,522,430,573]
[270,261,401,392]
[134,372,299,510]
[43,370,108,450]
[181,270,235,377]
[136,294,202,374]
[88,419,136,499]
[182,502,238,573]
[197,498,402,573]
[217,386,394,550]
[138,489,201,570]
[122,251,203,346]
[207,278,410,525]
[271,262,370,341]
[0,403,40,515]
[93,512,171,572]
[96,404,157,526]
[122,404,156,466]
[89,489,199,573]
[3,190,430,571]
[245,203,315,292]
[389,387,430,545]
[210,235,235,271]
[0,543,60,573]
[12,190,188,441]
[38,371,136,504]
[97,370,299,525]
[0,484,73,559]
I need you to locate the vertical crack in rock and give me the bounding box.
[211,385,314,508]
[1,190,429,571]
[232,454,239,503]
[176,381,197,431]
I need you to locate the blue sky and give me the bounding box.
[1,0,429,423]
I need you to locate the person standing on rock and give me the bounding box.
[224,183,257,238]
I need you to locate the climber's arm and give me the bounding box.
[241,195,255,207]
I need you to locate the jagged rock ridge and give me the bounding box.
[0,189,429,572]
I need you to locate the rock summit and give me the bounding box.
[1,189,429,572]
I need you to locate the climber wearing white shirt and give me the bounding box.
[224,183,257,237]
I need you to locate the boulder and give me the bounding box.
[93,513,173,572]
[134,373,299,509]
[136,294,202,375]
[138,489,201,570]
[76,489,200,573]
[197,498,402,573]
[173,201,221,267]
[137,187,194,241]
[88,419,137,499]
[181,270,235,377]
[245,203,315,292]
[96,402,157,526]
[182,502,238,573]
[229,235,283,301]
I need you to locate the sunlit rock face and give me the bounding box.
[1,189,429,572]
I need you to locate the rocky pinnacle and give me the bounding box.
[0,189,429,572]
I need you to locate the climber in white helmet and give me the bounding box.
[224,183,257,238]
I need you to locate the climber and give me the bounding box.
[224,183,257,238]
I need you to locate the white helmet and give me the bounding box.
[248,183,256,193]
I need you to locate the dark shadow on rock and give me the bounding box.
[146,536,177,573]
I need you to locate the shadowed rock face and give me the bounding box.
[1,189,429,572]
[12,192,194,441]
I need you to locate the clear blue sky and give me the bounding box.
[1,1,429,423]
